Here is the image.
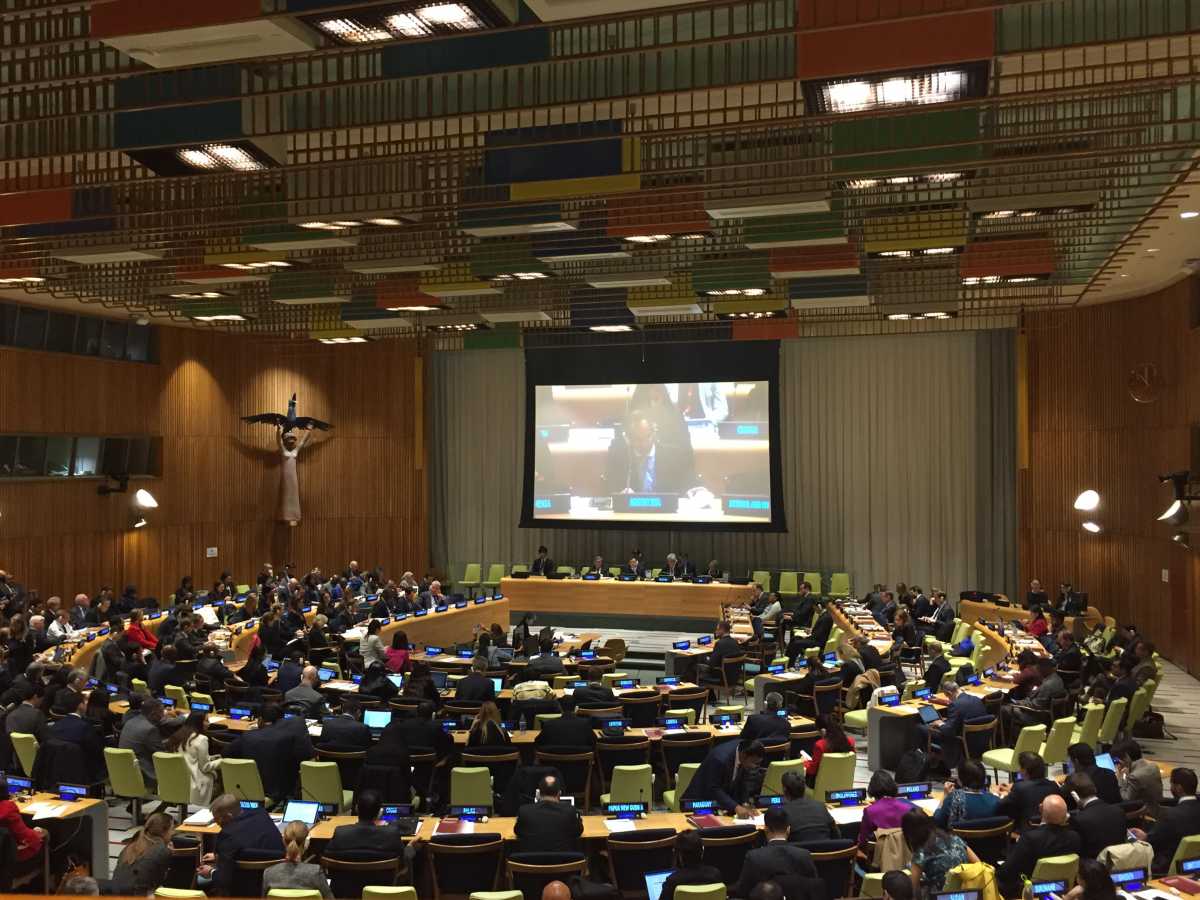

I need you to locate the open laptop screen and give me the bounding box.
[645,870,673,900]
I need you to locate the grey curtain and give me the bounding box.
[429,329,1016,599]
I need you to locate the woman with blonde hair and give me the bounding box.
[110,812,174,894]
[262,821,333,898]
[466,700,511,748]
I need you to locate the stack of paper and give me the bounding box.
[603,819,637,833]
[184,809,215,826]
[25,802,71,820]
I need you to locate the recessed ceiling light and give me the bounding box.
[319,336,370,344]
[175,143,268,172]
[192,314,248,322]
[1120,274,1129,278]
[588,324,634,333]
[1147,248,1160,253]
[365,218,404,226]
[625,234,672,244]
[1081,521,1102,534]
[0,276,45,284]
[809,66,981,114]
[1181,211,1199,219]
[386,305,443,312]
[887,313,912,320]
[169,291,225,300]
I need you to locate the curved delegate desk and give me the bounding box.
[229,598,511,662]
[958,598,1103,631]
[499,576,753,621]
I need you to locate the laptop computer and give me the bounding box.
[386,674,405,689]
[1095,752,1116,771]
[430,669,449,690]
[282,800,321,826]
[490,677,503,694]
[918,705,942,724]
[363,709,392,735]
[645,870,674,900]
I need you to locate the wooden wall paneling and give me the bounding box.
[1019,277,1199,676]
[0,324,428,603]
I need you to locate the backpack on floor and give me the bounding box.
[894,748,929,783]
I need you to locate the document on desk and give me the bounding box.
[829,806,866,825]
[184,809,215,827]
[24,802,71,820]
[603,819,638,833]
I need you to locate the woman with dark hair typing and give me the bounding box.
[932,760,1000,828]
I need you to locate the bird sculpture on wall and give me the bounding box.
[241,393,332,526]
[240,392,333,434]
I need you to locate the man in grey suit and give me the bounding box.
[118,697,173,786]
[284,666,329,718]
[5,685,47,743]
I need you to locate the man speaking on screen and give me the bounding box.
[603,410,696,494]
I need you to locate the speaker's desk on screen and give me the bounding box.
[500,576,754,621]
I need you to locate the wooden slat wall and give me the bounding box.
[0,328,427,600]
[1019,276,1200,676]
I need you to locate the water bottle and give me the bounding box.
[518,714,527,734]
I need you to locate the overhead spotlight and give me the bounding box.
[132,517,148,529]
[1073,489,1100,511]
[1173,531,1191,549]
[135,489,159,509]
[1081,521,1102,534]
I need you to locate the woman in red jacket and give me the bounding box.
[804,716,856,784]
[1025,607,1049,638]
[124,609,158,652]
[0,781,45,862]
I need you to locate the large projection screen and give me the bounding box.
[521,341,786,532]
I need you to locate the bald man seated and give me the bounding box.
[996,794,1082,897]
[542,882,572,900]
[284,665,329,718]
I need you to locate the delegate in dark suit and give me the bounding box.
[922,689,987,768]
[996,778,1066,831]
[530,556,555,577]
[326,821,406,857]
[454,673,496,703]
[1082,765,1121,806]
[1070,798,1129,858]
[1147,797,1200,873]
[997,824,1081,896]
[571,684,617,707]
[381,717,454,760]
[782,797,838,843]
[535,712,596,749]
[212,808,286,895]
[734,841,817,898]
[602,427,695,495]
[227,721,314,802]
[318,714,373,751]
[740,712,791,744]
[923,654,951,692]
[681,739,756,812]
[47,713,106,783]
[514,799,584,853]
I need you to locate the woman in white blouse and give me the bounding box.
[360,618,388,670]
[161,711,221,806]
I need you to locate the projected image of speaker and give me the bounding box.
[521,342,785,530]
